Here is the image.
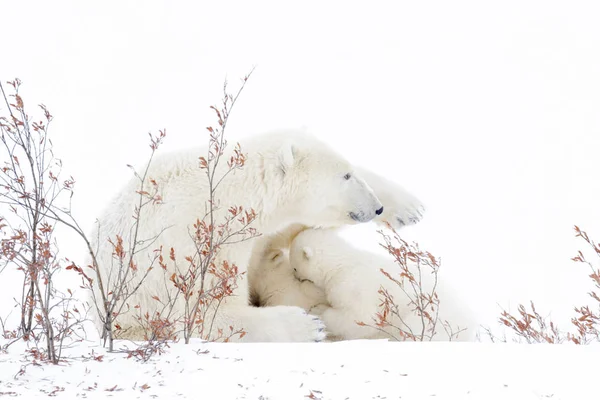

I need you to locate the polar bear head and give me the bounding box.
[248,244,291,307]
[271,133,384,228]
[288,228,344,287]
[248,239,327,310]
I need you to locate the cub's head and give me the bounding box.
[262,248,289,270]
[249,244,293,280]
[288,228,341,285]
[274,134,383,228]
[247,245,294,308]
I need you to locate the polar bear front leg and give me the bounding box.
[233,304,326,342]
[209,300,326,342]
[354,165,425,229]
[309,304,381,341]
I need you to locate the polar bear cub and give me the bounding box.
[249,245,327,310]
[248,223,327,311]
[289,228,475,341]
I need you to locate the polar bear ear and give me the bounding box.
[278,143,296,176]
[302,246,313,260]
[265,249,283,263]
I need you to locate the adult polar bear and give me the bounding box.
[89,130,424,342]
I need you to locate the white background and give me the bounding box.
[2,0,600,333]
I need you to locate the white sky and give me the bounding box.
[2,0,600,333]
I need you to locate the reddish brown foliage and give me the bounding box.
[0,78,88,363]
[1,69,256,365]
[490,225,600,344]
[160,71,257,343]
[357,222,464,341]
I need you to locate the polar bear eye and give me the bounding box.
[343,173,352,180]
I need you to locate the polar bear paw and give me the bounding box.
[381,193,425,229]
[278,307,327,342]
[250,306,326,342]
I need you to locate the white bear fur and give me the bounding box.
[248,224,327,310]
[248,245,328,311]
[245,166,428,311]
[287,228,477,341]
[88,130,423,343]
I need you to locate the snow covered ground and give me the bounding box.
[1,339,598,399]
[2,1,600,399]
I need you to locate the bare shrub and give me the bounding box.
[485,225,600,344]
[568,225,600,344]
[0,78,173,361]
[0,67,258,367]
[125,338,171,362]
[88,130,168,351]
[0,79,88,363]
[147,71,259,344]
[357,222,464,341]
[80,70,257,353]
[497,301,565,344]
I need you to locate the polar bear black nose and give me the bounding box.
[375,206,384,216]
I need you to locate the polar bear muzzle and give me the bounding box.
[349,206,384,222]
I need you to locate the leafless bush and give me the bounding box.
[77,70,257,354]
[125,338,171,362]
[0,78,174,362]
[485,225,600,344]
[0,68,260,366]
[496,300,565,344]
[357,222,464,341]
[0,79,88,363]
[568,225,600,343]
[146,71,259,344]
[89,130,168,351]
